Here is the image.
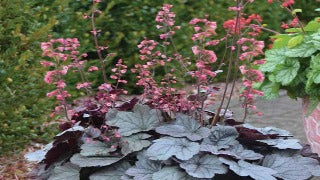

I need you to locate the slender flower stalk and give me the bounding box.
[90,0,108,83]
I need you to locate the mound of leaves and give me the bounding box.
[25,104,320,180]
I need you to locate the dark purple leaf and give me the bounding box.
[54,126,84,145]
[44,138,77,168]
[236,126,277,147]
[72,104,105,128]
[236,127,277,141]
[224,119,243,126]
[59,122,72,131]
[116,97,139,111]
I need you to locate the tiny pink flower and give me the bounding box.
[88,66,99,72]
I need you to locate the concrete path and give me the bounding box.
[226,91,306,142]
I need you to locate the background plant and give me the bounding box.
[0,0,60,155]
[259,15,320,114]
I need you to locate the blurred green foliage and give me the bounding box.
[0,0,60,155]
[0,0,319,155]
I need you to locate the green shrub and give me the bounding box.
[0,0,59,155]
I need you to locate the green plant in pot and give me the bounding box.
[25,1,320,179]
[259,16,320,155]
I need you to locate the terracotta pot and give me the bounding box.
[302,98,320,155]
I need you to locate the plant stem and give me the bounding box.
[211,0,241,127]
[91,0,108,83]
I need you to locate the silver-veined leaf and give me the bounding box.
[48,163,80,180]
[200,126,238,154]
[152,166,197,180]
[155,113,210,141]
[126,152,161,180]
[257,139,302,150]
[80,141,116,157]
[121,133,152,155]
[180,154,227,178]
[90,161,132,180]
[146,137,200,161]
[25,142,53,162]
[263,153,320,180]
[70,153,123,167]
[106,104,162,136]
[220,158,277,180]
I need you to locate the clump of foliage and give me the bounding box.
[25,0,320,179]
[259,15,320,113]
[26,104,320,179]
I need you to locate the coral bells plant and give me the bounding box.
[26,1,320,180]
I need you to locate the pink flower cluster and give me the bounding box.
[155,4,181,41]
[110,59,128,86]
[189,17,217,41]
[134,39,194,113]
[237,37,265,115]
[134,6,224,118]
[94,59,128,112]
[155,4,175,27]
[223,14,262,36]
[40,38,84,117]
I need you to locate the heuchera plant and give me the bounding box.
[25,0,320,179]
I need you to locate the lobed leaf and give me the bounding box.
[80,141,116,157]
[25,142,53,163]
[263,153,320,180]
[180,154,227,178]
[284,43,317,57]
[274,59,300,86]
[90,161,132,180]
[200,126,238,154]
[260,49,286,72]
[155,113,210,141]
[70,153,123,167]
[121,133,152,155]
[48,163,80,180]
[126,152,161,180]
[257,139,302,150]
[152,166,196,180]
[221,143,263,161]
[146,137,200,161]
[106,104,162,136]
[220,158,277,180]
